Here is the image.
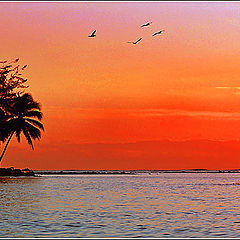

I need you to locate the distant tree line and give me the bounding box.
[0,58,44,165]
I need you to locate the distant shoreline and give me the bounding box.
[34,169,240,175]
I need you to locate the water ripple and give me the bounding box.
[0,173,240,237]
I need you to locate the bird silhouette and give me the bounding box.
[141,22,152,27]
[127,38,142,45]
[88,30,96,38]
[152,30,165,37]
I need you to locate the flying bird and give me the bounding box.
[152,30,165,37]
[0,60,7,64]
[88,30,96,38]
[141,22,152,27]
[127,38,142,45]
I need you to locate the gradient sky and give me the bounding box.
[1,1,240,170]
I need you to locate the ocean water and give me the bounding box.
[0,173,240,238]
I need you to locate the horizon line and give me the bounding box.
[33,168,240,171]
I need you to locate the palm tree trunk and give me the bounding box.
[0,131,14,164]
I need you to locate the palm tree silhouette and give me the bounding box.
[0,93,44,164]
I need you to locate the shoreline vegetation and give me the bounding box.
[0,167,34,176]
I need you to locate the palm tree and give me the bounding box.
[0,93,44,164]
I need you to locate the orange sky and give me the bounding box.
[1,2,240,170]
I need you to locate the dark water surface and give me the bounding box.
[0,173,240,238]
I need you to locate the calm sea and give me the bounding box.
[0,173,240,238]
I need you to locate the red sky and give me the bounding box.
[1,2,240,170]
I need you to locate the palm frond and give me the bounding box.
[26,100,41,111]
[13,93,41,115]
[0,123,10,142]
[15,128,21,143]
[0,109,8,136]
[0,118,16,142]
[0,92,44,151]
[22,125,34,149]
[25,121,42,141]
[24,110,43,120]
[25,118,44,131]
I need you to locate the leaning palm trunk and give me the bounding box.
[0,131,14,164]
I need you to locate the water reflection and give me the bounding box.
[0,174,240,237]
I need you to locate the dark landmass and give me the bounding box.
[1,168,238,176]
[0,168,35,176]
[34,169,240,175]
[35,170,132,175]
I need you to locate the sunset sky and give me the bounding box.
[1,1,240,170]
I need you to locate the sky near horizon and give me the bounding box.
[1,1,240,170]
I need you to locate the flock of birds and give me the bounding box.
[88,21,165,44]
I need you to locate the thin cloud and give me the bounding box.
[216,86,240,94]
[44,106,240,120]
[129,109,240,120]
